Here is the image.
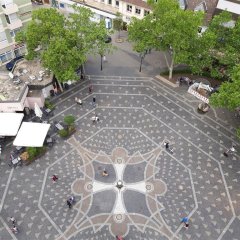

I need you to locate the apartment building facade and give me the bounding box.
[0,0,32,66]
[51,0,151,26]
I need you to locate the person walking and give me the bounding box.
[164,141,173,153]
[67,199,72,209]
[89,85,93,94]
[11,225,19,234]
[181,217,189,229]
[52,175,58,182]
[164,142,169,150]
[224,144,236,157]
[10,217,16,225]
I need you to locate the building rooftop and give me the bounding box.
[0,59,53,102]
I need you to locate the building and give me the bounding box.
[0,58,54,113]
[0,0,32,66]
[51,0,151,26]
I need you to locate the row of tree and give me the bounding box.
[127,0,240,137]
[16,5,113,83]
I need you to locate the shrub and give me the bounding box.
[27,147,38,159]
[64,115,75,126]
[44,99,54,110]
[58,129,69,138]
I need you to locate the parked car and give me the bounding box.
[6,56,24,71]
[104,35,112,43]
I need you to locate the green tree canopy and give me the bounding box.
[187,11,240,79]
[210,65,240,111]
[16,5,111,83]
[128,0,203,79]
[113,12,123,38]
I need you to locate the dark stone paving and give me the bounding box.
[0,75,239,240]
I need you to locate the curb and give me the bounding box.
[155,75,178,88]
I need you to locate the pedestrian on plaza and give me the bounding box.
[11,225,19,234]
[10,216,16,225]
[116,236,124,240]
[181,217,189,229]
[164,141,173,153]
[164,142,169,150]
[68,196,75,205]
[93,97,96,103]
[67,200,72,209]
[89,85,93,94]
[52,175,58,182]
[103,55,107,62]
[92,115,99,123]
[224,144,236,157]
[102,170,109,177]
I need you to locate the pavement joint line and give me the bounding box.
[217,216,236,240]
[0,216,17,240]
[142,107,236,217]
[151,78,238,136]
[89,75,152,80]
[38,149,75,239]
[0,168,14,213]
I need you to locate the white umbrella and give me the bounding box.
[34,103,43,118]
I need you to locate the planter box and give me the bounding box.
[22,148,47,166]
[60,128,76,139]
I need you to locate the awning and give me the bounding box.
[0,113,24,136]
[13,122,50,147]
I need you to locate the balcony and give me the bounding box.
[2,3,19,15]
[7,19,23,31]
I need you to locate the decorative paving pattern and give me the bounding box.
[0,75,239,240]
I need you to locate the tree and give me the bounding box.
[210,65,240,139]
[187,11,240,79]
[128,0,203,79]
[113,12,123,39]
[16,5,110,83]
[210,65,240,111]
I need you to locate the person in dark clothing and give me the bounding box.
[67,200,72,208]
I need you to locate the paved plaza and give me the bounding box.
[0,32,240,240]
[0,73,240,240]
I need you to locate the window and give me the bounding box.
[108,0,112,4]
[60,3,65,8]
[0,31,7,42]
[144,10,150,16]
[115,0,119,7]
[127,4,132,12]
[10,28,20,38]
[0,51,12,64]
[135,8,141,14]
[8,13,18,23]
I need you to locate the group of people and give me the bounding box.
[9,217,19,234]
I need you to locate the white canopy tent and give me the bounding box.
[34,102,43,118]
[13,122,50,147]
[0,113,24,136]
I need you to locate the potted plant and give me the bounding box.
[58,115,76,138]
[22,146,46,165]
